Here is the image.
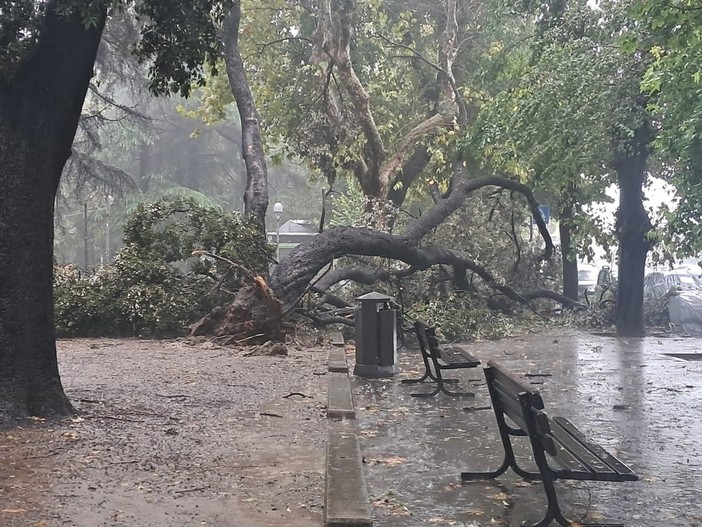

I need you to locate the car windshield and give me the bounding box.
[578,269,597,282]
[675,275,701,288]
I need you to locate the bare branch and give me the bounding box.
[257,35,312,54]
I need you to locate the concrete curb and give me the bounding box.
[329,331,345,347]
[328,346,349,373]
[327,373,355,419]
[324,431,372,527]
[325,333,373,526]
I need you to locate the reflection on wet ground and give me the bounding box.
[351,330,702,526]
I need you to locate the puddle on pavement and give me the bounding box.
[352,330,702,527]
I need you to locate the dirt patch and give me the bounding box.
[0,336,332,526]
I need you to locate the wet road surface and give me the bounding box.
[351,330,702,526]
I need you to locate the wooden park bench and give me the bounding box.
[461,360,638,527]
[401,320,480,397]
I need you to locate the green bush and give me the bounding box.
[54,198,273,337]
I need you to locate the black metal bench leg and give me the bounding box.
[521,466,624,527]
[401,368,459,384]
[436,366,475,396]
[510,459,542,481]
[461,454,510,480]
[411,375,473,397]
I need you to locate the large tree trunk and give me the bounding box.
[222,1,269,231]
[310,0,460,202]
[0,5,106,420]
[559,200,579,301]
[270,174,554,309]
[614,128,653,337]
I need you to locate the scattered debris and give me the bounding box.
[283,392,311,399]
[244,341,288,357]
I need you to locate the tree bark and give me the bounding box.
[559,200,579,301]
[614,127,653,337]
[0,4,106,420]
[222,1,269,231]
[270,174,553,310]
[310,0,461,202]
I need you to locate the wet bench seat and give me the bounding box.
[461,360,638,527]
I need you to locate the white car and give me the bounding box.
[644,269,702,333]
[577,265,599,299]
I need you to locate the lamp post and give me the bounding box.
[105,194,114,264]
[273,202,283,262]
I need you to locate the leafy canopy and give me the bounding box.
[631,0,702,256]
[0,0,234,97]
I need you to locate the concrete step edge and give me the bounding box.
[327,373,355,419]
[325,431,372,526]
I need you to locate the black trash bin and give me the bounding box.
[353,292,399,378]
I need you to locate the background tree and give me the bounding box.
[470,0,656,335]
[632,0,702,259]
[0,0,234,420]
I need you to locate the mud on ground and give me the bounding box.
[0,335,331,527]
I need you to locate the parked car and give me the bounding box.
[577,265,599,299]
[644,269,702,333]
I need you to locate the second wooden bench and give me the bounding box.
[401,320,480,397]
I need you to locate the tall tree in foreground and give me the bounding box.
[0,0,232,421]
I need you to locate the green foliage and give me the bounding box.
[631,0,702,257]
[236,0,499,190]
[0,0,233,97]
[131,0,234,97]
[468,0,650,261]
[54,198,273,337]
[397,192,560,340]
[643,295,670,328]
[559,303,616,330]
[0,1,44,76]
[407,293,518,341]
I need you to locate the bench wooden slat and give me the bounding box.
[491,380,530,431]
[552,417,638,481]
[546,417,617,477]
[440,347,480,367]
[531,406,557,456]
[487,360,545,408]
[461,361,637,526]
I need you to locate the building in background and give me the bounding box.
[267,219,318,263]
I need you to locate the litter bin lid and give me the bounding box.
[356,291,394,302]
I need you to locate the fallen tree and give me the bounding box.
[187,164,586,341]
[188,0,583,342]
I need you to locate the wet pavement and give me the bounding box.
[350,330,702,526]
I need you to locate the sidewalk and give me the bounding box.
[350,330,702,526]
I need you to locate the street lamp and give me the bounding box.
[105,195,114,264]
[273,202,283,262]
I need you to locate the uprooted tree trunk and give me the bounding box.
[190,0,578,344]
[187,252,286,344]
[270,171,555,310]
[188,280,286,345]
[187,167,581,343]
